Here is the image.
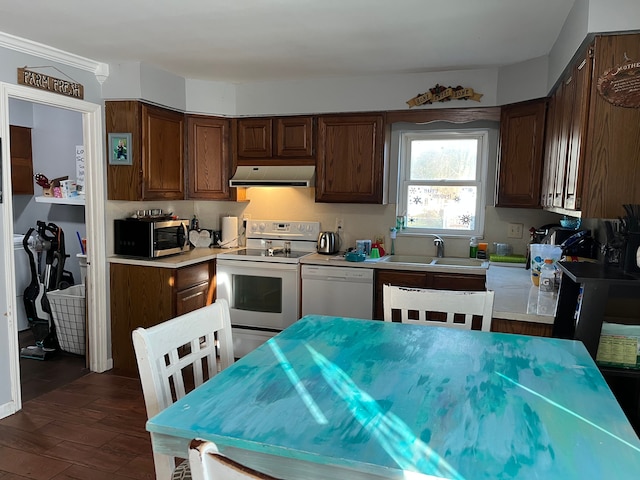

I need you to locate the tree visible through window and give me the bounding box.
[398,131,487,237]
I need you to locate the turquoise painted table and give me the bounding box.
[147,315,640,479]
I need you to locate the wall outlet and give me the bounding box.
[507,223,524,239]
[335,218,344,231]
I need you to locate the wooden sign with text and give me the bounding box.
[597,60,640,108]
[407,84,483,108]
[17,67,84,99]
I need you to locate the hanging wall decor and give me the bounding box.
[597,56,640,108]
[406,84,483,108]
[17,67,84,99]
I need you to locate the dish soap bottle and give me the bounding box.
[469,237,478,258]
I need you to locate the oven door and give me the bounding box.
[216,259,300,330]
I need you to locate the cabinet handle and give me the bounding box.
[181,292,204,302]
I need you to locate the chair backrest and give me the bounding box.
[383,284,495,331]
[132,299,235,419]
[189,440,281,480]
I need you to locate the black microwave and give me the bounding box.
[114,218,189,258]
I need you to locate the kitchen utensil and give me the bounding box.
[317,231,339,254]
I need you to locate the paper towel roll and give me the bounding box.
[221,216,238,248]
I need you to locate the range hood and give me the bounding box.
[229,165,315,187]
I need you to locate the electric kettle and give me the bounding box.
[317,231,339,255]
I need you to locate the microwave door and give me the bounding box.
[177,222,188,249]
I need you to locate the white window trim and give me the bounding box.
[397,129,489,238]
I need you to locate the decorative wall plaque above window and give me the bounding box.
[597,57,640,108]
[406,84,483,108]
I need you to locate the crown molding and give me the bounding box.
[0,31,109,83]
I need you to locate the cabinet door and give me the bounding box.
[141,104,185,200]
[236,118,272,158]
[110,264,175,375]
[552,76,573,209]
[541,90,559,207]
[9,125,34,195]
[563,51,593,211]
[275,116,314,158]
[496,99,546,208]
[316,114,385,203]
[374,270,428,319]
[186,115,235,200]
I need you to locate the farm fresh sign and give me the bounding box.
[17,67,84,99]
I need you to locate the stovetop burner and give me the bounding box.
[217,219,321,264]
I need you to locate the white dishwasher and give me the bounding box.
[301,264,374,319]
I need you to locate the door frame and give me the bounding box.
[0,83,108,418]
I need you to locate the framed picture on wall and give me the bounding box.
[108,133,132,165]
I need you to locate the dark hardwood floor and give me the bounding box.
[0,331,156,479]
[18,330,89,403]
[0,372,155,479]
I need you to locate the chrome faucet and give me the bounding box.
[430,234,445,258]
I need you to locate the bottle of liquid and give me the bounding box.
[469,237,478,258]
[537,258,557,316]
[190,215,199,231]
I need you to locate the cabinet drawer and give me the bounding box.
[176,262,210,290]
[176,282,209,316]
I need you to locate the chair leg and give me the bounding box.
[153,452,176,480]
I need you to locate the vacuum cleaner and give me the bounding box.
[20,221,74,361]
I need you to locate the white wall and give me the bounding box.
[547,0,640,91]
[234,68,499,115]
[185,78,236,116]
[497,56,549,105]
[0,46,103,103]
[11,102,85,286]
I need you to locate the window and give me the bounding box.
[398,130,488,237]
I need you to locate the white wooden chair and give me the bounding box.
[383,284,495,331]
[189,440,281,480]
[132,299,235,480]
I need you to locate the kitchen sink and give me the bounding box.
[430,257,488,267]
[380,255,433,264]
[380,255,489,270]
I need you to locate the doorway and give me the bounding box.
[0,83,108,419]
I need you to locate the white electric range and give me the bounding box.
[216,219,320,357]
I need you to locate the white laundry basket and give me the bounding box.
[47,285,86,355]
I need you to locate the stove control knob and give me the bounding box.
[297,224,305,232]
[258,222,266,231]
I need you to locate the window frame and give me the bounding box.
[397,129,489,238]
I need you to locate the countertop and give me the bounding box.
[304,254,552,324]
[301,252,489,275]
[108,246,243,268]
[485,265,554,324]
[110,249,551,324]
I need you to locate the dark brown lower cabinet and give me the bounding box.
[110,260,214,376]
[373,270,486,320]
